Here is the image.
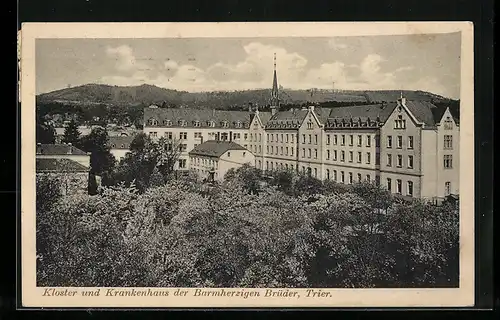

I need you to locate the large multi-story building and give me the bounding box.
[142,57,460,202]
[143,106,253,170]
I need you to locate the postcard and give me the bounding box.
[20,21,474,308]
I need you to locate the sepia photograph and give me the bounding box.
[20,22,474,308]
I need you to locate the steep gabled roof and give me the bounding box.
[144,108,252,129]
[36,143,88,156]
[188,140,248,158]
[257,111,273,126]
[36,158,89,173]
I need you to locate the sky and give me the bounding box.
[36,33,461,99]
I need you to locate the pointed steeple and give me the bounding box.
[270,53,279,108]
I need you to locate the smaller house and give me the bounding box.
[107,136,134,162]
[36,158,90,195]
[188,140,255,181]
[36,143,90,168]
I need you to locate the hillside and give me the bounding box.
[37,83,451,108]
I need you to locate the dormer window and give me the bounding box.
[221,121,228,128]
[194,121,200,127]
[237,121,242,128]
[444,116,453,130]
[395,115,406,129]
[121,144,125,148]
[148,118,158,126]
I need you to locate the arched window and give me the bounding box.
[148,118,158,126]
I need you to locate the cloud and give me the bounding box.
[105,45,147,72]
[164,59,179,71]
[100,42,447,96]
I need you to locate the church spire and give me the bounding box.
[271,53,279,108]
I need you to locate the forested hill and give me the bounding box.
[36,83,453,108]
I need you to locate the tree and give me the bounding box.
[62,119,81,146]
[148,166,165,188]
[79,127,116,175]
[88,173,98,195]
[36,121,56,144]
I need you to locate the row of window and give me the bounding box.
[387,154,414,169]
[386,135,414,149]
[147,118,246,128]
[151,131,243,140]
[326,134,374,147]
[325,150,374,165]
[325,169,373,185]
[386,178,414,196]
[190,157,218,169]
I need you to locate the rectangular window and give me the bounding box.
[341,171,345,183]
[327,134,331,145]
[387,178,392,191]
[349,151,353,162]
[286,134,289,143]
[397,136,403,149]
[314,149,318,159]
[349,135,354,146]
[408,136,414,149]
[357,173,362,182]
[387,154,392,167]
[445,181,451,195]
[285,147,289,156]
[444,155,453,168]
[396,179,402,194]
[302,148,306,157]
[327,150,330,160]
[291,135,294,143]
[291,147,294,156]
[164,132,172,139]
[341,135,346,146]
[308,149,312,158]
[333,150,337,161]
[266,146,269,154]
[444,117,454,130]
[367,135,372,147]
[314,168,317,178]
[366,174,370,182]
[366,152,371,164]
[349,172,353,184]
[397,155,403,167]
[341,151,345,162]
[178,159,187,168]
[357,152,362,163]
[314,134,318,145]
[408,155,414,169]
[333,135,338,145]
[302,134,306,144]
[326,169,330,180]
[334,170,337,181]
[271,146,274,154]
[259,133,262,142]
[280,147,283,155]
[387,136,392,148]
[407,181,414,197]
[281,134,284,143]
[444,135,453,149]
[309,134,312,144]
[357,135,362,147]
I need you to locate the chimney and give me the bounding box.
[67,142,73,154]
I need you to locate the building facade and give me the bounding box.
[143,107,252,171]
[188,140,256,181]
[36,158,90,195]
[107,136,134,162]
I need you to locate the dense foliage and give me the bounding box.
[36,165,459,288]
